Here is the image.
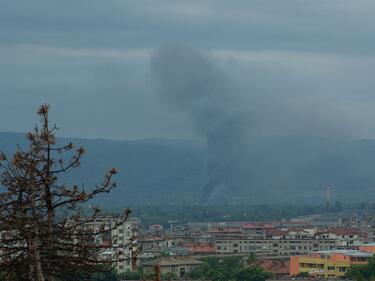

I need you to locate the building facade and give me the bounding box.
[215,237,338,256]
[290,250,372,278]
[143,256,203,278]
[83,215,139,273]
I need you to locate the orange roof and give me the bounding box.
[319,227,364,236]
[241,223,275,229]
[210,227,241,233]
[256,259,290,274]
[184,243,215,253]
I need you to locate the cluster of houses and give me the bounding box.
[84,213,375,279]
[135,214,375,278]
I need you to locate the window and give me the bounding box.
[328,266,335,271]
[180,268,186,277]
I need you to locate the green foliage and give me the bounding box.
[189,256,273,281]
[235,267,274,281]
[132,204,329,226]
[77,265,118,281]
[0,271,22,281]
[247,253,257,265]
[160,272,177,280]
[117,269,143,280]
[347,255,375,281]
[295,272,309,278]
[91,270,118,281]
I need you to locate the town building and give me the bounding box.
[143,256,203,278]
[184,243,216,254]
[83,215,139,273]
[358,243,375,253]
[215,237,338,256]
[290,250,373,278]
[318,227,366,247]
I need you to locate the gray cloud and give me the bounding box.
[1,0,375,54]
[1,0,375,141]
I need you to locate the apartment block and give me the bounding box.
[215,237,337,256]
[290,250,372,278]
[83,215,139,273]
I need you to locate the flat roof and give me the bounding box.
[317,250,373,257]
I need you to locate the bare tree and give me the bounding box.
[0,104,135,281]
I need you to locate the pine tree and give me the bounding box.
[0,104,133,281]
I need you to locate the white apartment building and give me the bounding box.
[84,215,139,273]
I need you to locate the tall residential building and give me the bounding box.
[83,215,139,273]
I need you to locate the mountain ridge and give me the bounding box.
[1,132,375,206]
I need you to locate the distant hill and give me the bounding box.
[1,132,375,206]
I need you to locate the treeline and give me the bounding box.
[125,204,338,226]
[99,201,375,227]
[189,256,272,281]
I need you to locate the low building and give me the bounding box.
[139,236,167,251]
[290,250,373,278]
[215,237,337,256]
[318,227,366,247]
[143,256,203,278]
[184,243,216,254]
[359,243,375,253]
[241,223,275,239]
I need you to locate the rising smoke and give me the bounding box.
[150,45,364,204]
[151,46,249,203]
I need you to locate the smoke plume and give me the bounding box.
[151,46,249,203]
[150,45,363,204]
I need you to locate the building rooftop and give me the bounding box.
[360,243,375,246]
[256,258,290,275]
[317,250,373,257]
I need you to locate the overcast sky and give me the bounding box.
[1,0,375,140]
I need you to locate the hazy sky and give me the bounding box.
[1,0,375,140]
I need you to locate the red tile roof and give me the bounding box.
[241,223,275,229]
[184,243,215,253]
[319,227,364,236]
[256,258,290,275]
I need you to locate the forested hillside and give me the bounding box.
[1,132,375,206]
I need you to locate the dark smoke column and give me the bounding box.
[151,46,247,204]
